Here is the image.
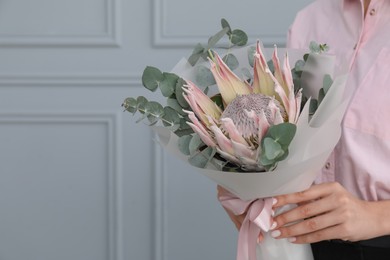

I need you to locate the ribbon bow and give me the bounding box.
[219,190,273,260]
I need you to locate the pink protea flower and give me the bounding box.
[209,53,252,105]
[183,42,302,171]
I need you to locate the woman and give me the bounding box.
[220,0,390,258]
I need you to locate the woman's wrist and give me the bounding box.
[368,200,390,238]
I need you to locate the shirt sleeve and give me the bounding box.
[286,0,322,49]
[286,11,307,49]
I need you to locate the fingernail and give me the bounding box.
[270,221,277,230]
[271,230,281,238]
[288,237,297,243]
[272,198,278,206]
[271,210,275,216]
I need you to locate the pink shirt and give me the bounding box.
[287,0,390,201]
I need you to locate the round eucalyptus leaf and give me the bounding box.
[294,60,305,72]
[160,72,179,97]
[142,66,164,92]
[322,74,333,94]
[175,118,194,137]
[189,134,204,155]
[136,96,148,114]
[122,97,137,113]
[195,65,216,88]
[223,54,239,71]
[144,101,164,123]
[309,41,321,53]
[267,59,275,73]
[178,135,193,155]
[206,27,230,50]
[293,78,302,93]
[162,106,181,127]
[247,46,256,67]
[309,99,319,116]
[221,18,232,34]
[230,29,248,46]
[263,137,284,160]
[175,78,189,108]
[266,123,297,148]
[188,147,216,168]
[167,98,186,116]
[188,43,205,66]
[259,150,275,167]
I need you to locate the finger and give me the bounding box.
[217,185,227,197]
[274,182,338,207]
[291,224,347,244]
[273,210,342,240]
[273,195,335,228]
[258,232,264,243]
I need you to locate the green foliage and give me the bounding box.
[178,135,193,155]
[124,18,334,172]
[175,78,189,108]
[162,106,181,128]
[123,69,192,133]
[144,101,164,125]
[309,41,329,53]
[195,65,216,88]
[174,118,193,137]
[292,44,333,117]
[188,147,216,168]
[223,53,239,71]
[124,60,196,134]
[247,46,256,68]
[260,123,297,170]
[122,97,137,114]
[160,72,179,97]
[167,98,186,116]
[142,66,164,91]
[188,18,248,66]
[210,94,224,110]
[189,134,204,155]
[124,18,250,160]
[206,27,230,51]
[221,19,232,34]
[188,43,206,67]
[230,29,248,46]
[307,74,334,116]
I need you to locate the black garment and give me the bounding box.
[311,237,390,260]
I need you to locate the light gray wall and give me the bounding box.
[0,0,313,259]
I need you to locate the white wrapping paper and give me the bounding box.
[153,46,350,260]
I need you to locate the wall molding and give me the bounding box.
[153,142,167,260]
[0,0,121,47]
[0,74,140,87]
[0,111,124,260]
[152,0,285,48]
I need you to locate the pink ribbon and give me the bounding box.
[219,190,273,260]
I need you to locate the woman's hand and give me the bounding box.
[270,182,390,243]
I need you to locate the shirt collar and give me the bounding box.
[343,0,363,6]
[343,0,364,14]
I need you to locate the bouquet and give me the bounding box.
[123,19,349,260]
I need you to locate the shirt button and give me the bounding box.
[370,8,376,16]
[353,43,358,50]
[325,162,331,169]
